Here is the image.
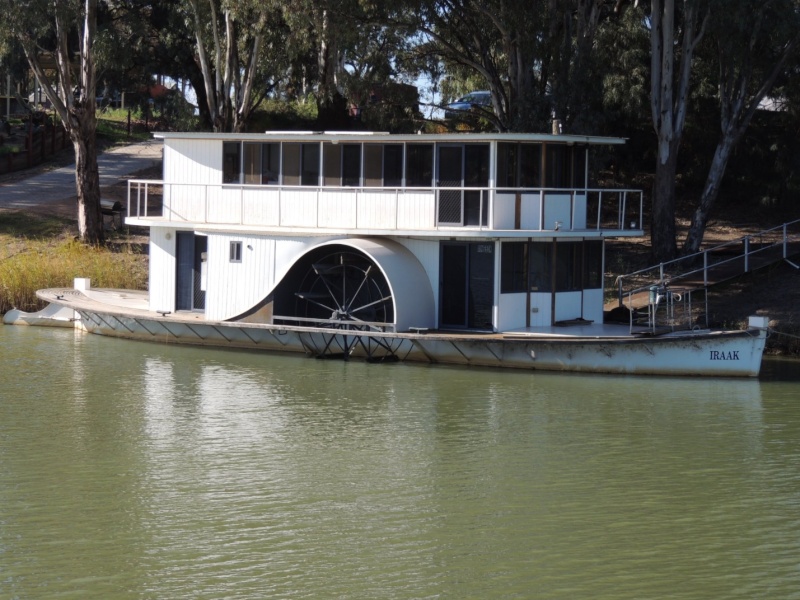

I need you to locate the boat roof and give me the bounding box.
[153,130,627,145]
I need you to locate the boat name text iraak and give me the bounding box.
[710,350,740,361]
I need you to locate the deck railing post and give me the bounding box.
[783,223,788,259]
[744,236,750,272]
[621,191,627,230]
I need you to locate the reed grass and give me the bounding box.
[0,212,147,314]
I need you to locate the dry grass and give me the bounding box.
[0,211,147,313]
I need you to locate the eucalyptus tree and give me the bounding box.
[402,0,629,132]
[682,0,800,254]
[0,0,105,244]
[184,0,286,132]
[642,0,710,261]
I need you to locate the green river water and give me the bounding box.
[1,325,799,599]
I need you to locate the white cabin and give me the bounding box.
[127,131,643,333]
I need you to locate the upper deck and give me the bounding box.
[127,131,643,238]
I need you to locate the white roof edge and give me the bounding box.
[152,131,627,145]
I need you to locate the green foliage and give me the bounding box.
[249,98,318,131]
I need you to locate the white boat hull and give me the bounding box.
[62,304,766,377]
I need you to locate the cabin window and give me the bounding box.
[262,143,280,184]
[555,241,582,292]
[572,145,587,188]
[519,144,542,188]
[301,143,320,186]
[545,145,568,188]
[239,142,281,184]
[229,241,243,263]
[500,242,552,293]
[406,143,433,187]
[364,144,382,186]
[501,242,526,293]
[384,144,403,186]
[583,240,603,289]
[342,144,361,186]
[243,143,261,184]
[544,145,586,189]
[222,142,241,184]
[323,143,341,186]
[282,144,301,185]
[497,143,541,188]
[529,243,552,291]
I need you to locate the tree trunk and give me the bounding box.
[651,146,678,262]
[683,136,736,255]
[71,118,103,245]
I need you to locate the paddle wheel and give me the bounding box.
[292,249,394,329]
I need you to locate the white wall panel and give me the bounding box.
[543,193,572,231]
[357,192,397,229]
[318,190,357,228]
[204,235,331,321]
[520,192,542,230]
[554,291,582,322]
[528,293,552,327]
[582,288,603,323]
[242,188,280,226]
[280,190,318,227]
[498,294,527,331]
[164,139,220,185]
[207,187,243,224]
[148,227,176,313]
[572,193,587,229]
[494,193,516,230]
[393,237,440,326]
[397,192,436,229]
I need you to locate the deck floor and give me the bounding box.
[38,287,659,340]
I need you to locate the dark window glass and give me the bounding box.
[583,240,603,289]
[262,143,280,184]
[384,144,403,186]
[301,143,320,186]
[323,143,341,186]
[572,145,587,188]
[497,143,518,187]
[464,144,489,186]
[282,143,301,185]
[229,241,242,262]
[222,142,241,184]
[529,243,552,292]
[364,144,383,186]
[342,144,361,186]
[546,144,568,188]
[243,143,260,184]
[501,242,527,293]
[406,143,433,187]
[555,241,581,291]
[519,143,541,188]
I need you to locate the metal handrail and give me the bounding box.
[127,178,643,234]
[616,219,800,332]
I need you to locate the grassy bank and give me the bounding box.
[0,211,147,314]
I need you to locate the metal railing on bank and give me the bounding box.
[615,219,800,333]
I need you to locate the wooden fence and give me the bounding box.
[0,124,70,176]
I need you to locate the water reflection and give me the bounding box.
[1,326,799,599]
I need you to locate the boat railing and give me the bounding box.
[615,219,800,333]
[126,179,643,234]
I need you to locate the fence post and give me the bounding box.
[703,251,708,286]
